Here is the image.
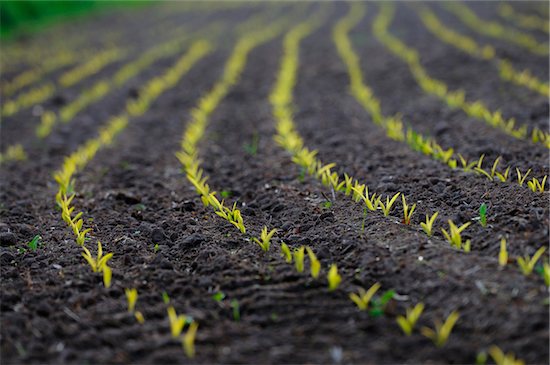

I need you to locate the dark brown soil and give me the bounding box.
[1,2,548,364]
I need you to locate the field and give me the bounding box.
[1,2,549,364]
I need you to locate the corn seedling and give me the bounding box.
[541,263,550,286]
[125,288,138,313]
[327,264,342,291]
[27,235,41,251]
[294,246,305,273]
[231,299,240,321]
[479,203,487,227]
[369,289,395,317]
[349,282,381,311]
[167,306,187,338]
[252,227,277,252]
[420,212,438,237]
[306,247,321,279]
[499,238,509,267]
[517,246,546,276]
[280,242,292,263]
[527,176,547,193]
[376,192,400,217]
[421,311,460,347]
[182,321,199,358]
[162,291,171,304]
[401,195,416,225]
[396,302,425,336]
[488,345,525,365]
[81,241,113,288]
[515,168,531,186]
[441,220,471,251]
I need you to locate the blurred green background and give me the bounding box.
[0,1,148,39]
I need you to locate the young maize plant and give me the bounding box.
[375,3,550,149]
[499,238,508,267]
[167,305,187,338]
[527,176,548,193]
[396,302,425,336]
[401,195,416,225]
[478,203,488,227]
[542,263,550,287]
[420,212,438,237]
[415,5,549,98]
[421,311,460,347]
[293,246,305,273]
[441,221,471,252]
[0,143,27,164]
[280,242,293,263]
[82,241,113,288]
[488,345,525,365]
[516,168,531,186]
[175,15,294,237]
[327,264,342,291]
[442,2,549,56]
[1,83,55,117]
[349,282,381,311]
[183,321,199,358]
[517,247,547,276]
[498,3,549,33]
[376,192,401,217]
[306,247,321,279]
[125,288,145,324]
[253,227,277,252]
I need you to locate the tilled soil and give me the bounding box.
[1,2,549,364]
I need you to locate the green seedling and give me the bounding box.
[376,192,401,216]
[162,291,171,304]
[499,238,508,266]
[488,345,525,365]
[220,190,231,199]
[243,132,259,155]
[298,167,306,183]
[327,264,342,291]
[479,203,487,227]
[231,299,240,321]
[476,351,488,365]
[527,176,547,192]
[517,246,546,275]
[167,305,186,338]
[252,226,277,252]
[349,282,380,311]
[401,195,416,225]
[306,247,321,279]
[182,321,199,358]
[396,302,425,336]
[212,291,225,302]
[421,310,460,347]
[294,246,305,273]
[541,262,549,286]
[441,220,471,251]
[27,235,41,251]
[421,212,438,237]
[125,288,138,313]
[369,289,395,317]
[154,243,159,253]
[322,200,333,209]
[280,242,292,263]
[515,168,531,186]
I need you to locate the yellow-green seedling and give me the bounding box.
[515,168,531,186]
[231,299,240,321]
[441,220,471,251]
[488,345,525,365]
[162,291,171,304]
[541,262,550,286]
[167,305,187,338]
[490,157,511,182]
[396,302,425,336]
[478,203,487,227]
[420,212,438,237]
[517,246,546,276]
[183,321,199,358]
[27,235,41,251]
[351,184,377,211]
[349,282,381,311]
[212,291,226,302]
[294,246,305,273]
[401,195,416,225]
[253,227,277,252]
[327,264,342,291]
[377,192,401,216]
[306,247,321,279]
[280,242,292,263]
[527,176,547,193]
[82,241,113,288]
[499,238,508,267]
[134,311,145,324]
[421,310,460,347]
[125,288,138,313]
